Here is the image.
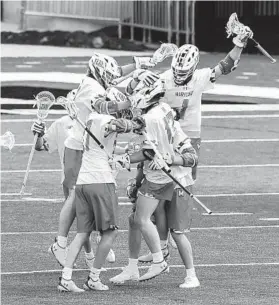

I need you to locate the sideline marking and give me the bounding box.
[65,64,87,68]
[1,225,279,236]
[259,218,279,221]
[0,193,32,196]
[24,61,41,65]
[1,193,279,203]
[2,262,279,276]
[202,212,253,216]
[15,65,32,68]
[243,72,257,76]
[2,164,279,174]
[236,76,249,80]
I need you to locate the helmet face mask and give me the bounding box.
[88,53,122,87]
[171,44,199,85]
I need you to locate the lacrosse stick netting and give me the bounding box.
[0,131,15,151]
[19,91,56,196]
[226,12,276,63]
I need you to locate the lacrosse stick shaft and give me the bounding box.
[143,132,212,214]
[19,133,38,196]
[74,116,112,158]
[251,38,276,63]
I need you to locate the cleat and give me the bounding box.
[138,247,170,263]
[168,234,178,249]
[109,266,139,284]
[57,277,84,293]
[139,260,169,282]
[106,249,116,263]
[179,276,200,289]
[96,234,116,263]
[48,242,66,267]
[83,276,109,291]
[85,257,107,272]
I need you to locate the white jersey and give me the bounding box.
[76,112,117,185]
[44,115,73,183]
[64,76,106,151]
[171,121,195,188]
[141,102,176,184]
[160,68,214,138]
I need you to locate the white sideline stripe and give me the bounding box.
[2,164,279,173]
[202,114,279,118]
[202,212,253,216]
[72,61,88,64]
[65,64,87,68]
[243,72,257,76]
[236,76,249,80]
[2,72,279,99]
[15,65,32,68]
[2,262,279,275]
[0,109,67,116]
[259,218,279,221]
[2,225,279,236]
[24,61,41,65]
[0,193,32,196]
[10,139,279,147]
[2,193,279,203]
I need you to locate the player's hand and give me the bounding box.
[233,26,253,48]
[125,141,142,154]
[148,153,173,170]
[132,116,146,135]
[31,121,45,137]
[126,178,139,203]
[109,153,131,171]
[133,56,156,69]
[132,69,160,86]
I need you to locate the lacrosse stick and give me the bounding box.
[0,131,15,151]
[113,43,178,86]
[56,96,112,159]
[226,12,276,64]
[143,131,212,214]
[19,91,56,196]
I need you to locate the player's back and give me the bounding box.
[76,112,116,185]
[64,76,106,150]
[142,102,176,184]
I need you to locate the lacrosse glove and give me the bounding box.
[126,178,139,203]
[31,121,46,138]
[109,153,131,171]
[233,26,253,48]
[148,152,173,170]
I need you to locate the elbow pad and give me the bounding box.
[176,139,198,168]
[218,54,239,75]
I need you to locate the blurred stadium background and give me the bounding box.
[1,0,279,53]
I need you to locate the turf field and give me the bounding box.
[1,107,279,305]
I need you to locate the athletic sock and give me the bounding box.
[62,267,73,280]
[152,251,164,263]
[186,268,196,278]
[85,250,95,260]
[90,267,101,281]
[160,240,168,250]
[57,236,67,248]
[128,258,138,271]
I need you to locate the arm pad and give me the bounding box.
[218,54,239,75]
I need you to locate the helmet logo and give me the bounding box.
[94,58,105,69]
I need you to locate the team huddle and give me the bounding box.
[31,22,253,292]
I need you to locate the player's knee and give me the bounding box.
[170,228,185,239]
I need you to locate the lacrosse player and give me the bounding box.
[57,97,143,292]
[48,52,155,267]
[108,71,197,284]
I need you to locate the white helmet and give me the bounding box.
[129,73,166,109]
[88,53,122,88]
[171,44,199,85]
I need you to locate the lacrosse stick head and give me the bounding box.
[152,43,179,64]
[171,44,199,85]
[56,96,79,119]
[0,131,15,151]
[33,91,56,121]
[226,12,245,38]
